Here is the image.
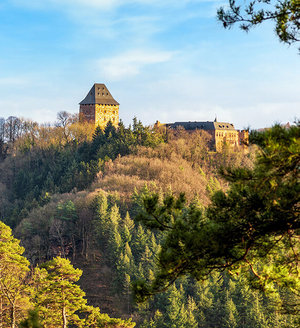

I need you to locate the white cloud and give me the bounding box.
[97,49,176,80]
[0,77,30,86]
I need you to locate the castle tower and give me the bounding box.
[79,83,119,129]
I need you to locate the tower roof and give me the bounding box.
[79,83,119,106]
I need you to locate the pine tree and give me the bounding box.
[152,310,164,328]
[108,225,122,266]
[0,221,32,328]
[92,191,108,245]
[123,212,135,233]
[54,200,78,259]
[132,224,147,262]
[186,296,198,328]
[121,224,131,244]
[140,245,153,276]
[123,274,132,315]
[194,279,214,328]
[19,309,42,328]
[108,204,121,228]
[164,284,187,328]
[247,291,268,328]
[34,257,87,328]
[133,123,300,315]
[222,292,238,328]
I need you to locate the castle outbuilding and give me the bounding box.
[79,83,119,129]
[157,118,248,152]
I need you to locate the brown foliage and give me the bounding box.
[93,152,210,206]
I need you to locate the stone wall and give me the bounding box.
[79,104,119,129]
[95,104,119,129]
[215,130,239,152]
[80,104,95,122]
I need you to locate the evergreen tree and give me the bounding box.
[186,296,198,328]
[34,257,87,328]
[123,212,135,233]
[134,124,300,317]
[140,245,153,277]
[92,191,109,245]
[108,225,122,265]
[164,284,187,328]
[19,309,42,328]
[222,292,238,328]
[132,224,147,262]
[54,200,78,259]
[108,204,122,228]
[0,221,32,328]
[152,310,164,328]
[121,224,131,245]
[123,273,132,315]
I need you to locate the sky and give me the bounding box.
[0,0,299,130]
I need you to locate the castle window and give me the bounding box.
[102,93,104,96]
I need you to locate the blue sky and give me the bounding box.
[0,0,299,130]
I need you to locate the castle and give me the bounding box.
[79,84,248,151]
[79,83,119,129]
[162,119,249,151]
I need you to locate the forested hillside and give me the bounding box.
[0,114,296,327]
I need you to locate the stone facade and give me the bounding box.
[79,84,119,129]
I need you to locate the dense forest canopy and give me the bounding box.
[1,113,298,327]
[134,123,300,318]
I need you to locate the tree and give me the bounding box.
[34,257,87,328]
[164,284,188,328]
[186,296,198,328]
[0,221,32,328]
[49,201,78,259]
[19,309,42,328]
[133,123,300,315]
[217,0,300,50]
[33,256,136,328]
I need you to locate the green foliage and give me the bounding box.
[3,114,291,326]
[19,309,42,328]
[90,118,165,163]
[34,257,87,327]
[134,123,300,318]
[0,116,164,228]
[0,221,32,327]
[217,0,300,50]
[164,284,187,328]
[0,220,136,328]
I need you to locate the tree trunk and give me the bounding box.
[72,232,76,260]
[0,296,3,328]
[10,303,15,328]
[81,225,85,257]
[62,306,67,328]
[85,233,89,259]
